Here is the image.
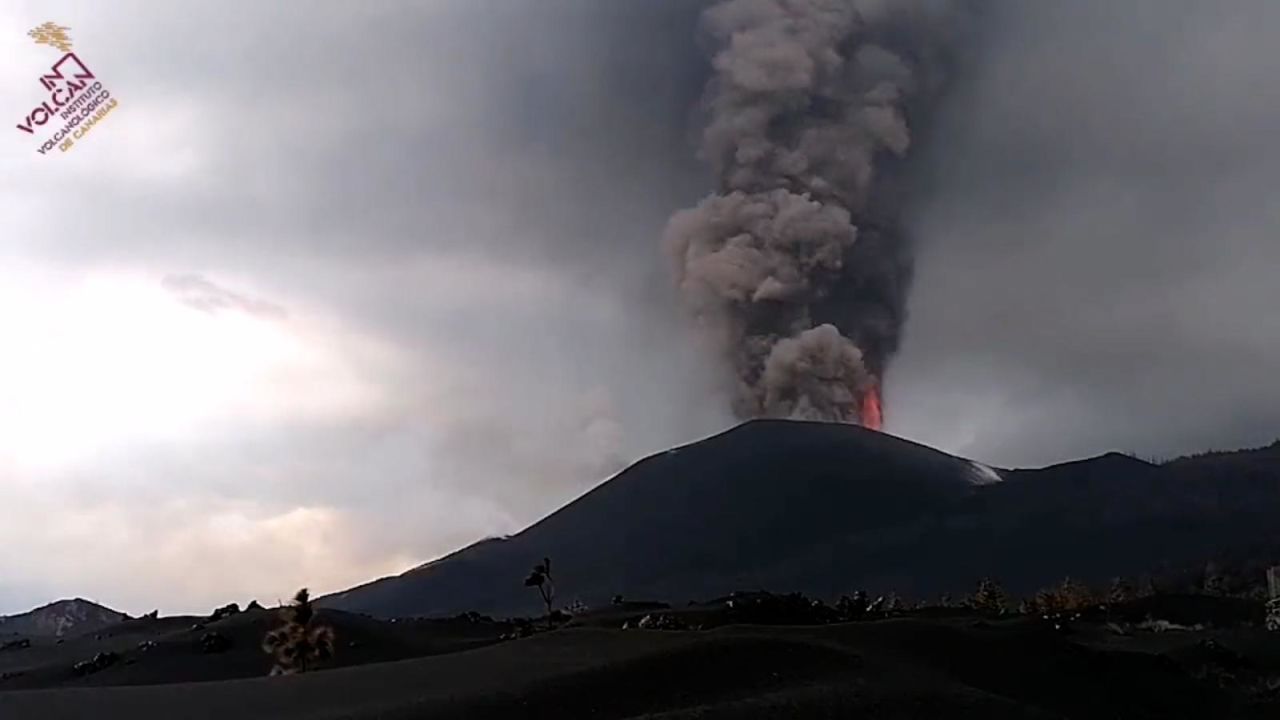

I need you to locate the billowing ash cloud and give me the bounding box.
[663,0,962,425]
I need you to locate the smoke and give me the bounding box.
[663,0,962,424]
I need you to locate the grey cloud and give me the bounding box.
[162,274,287,319]
[890,0,1280,466]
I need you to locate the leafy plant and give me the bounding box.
[1203,562,1227,596]
[1266,597,1280,632]
[970,578,1008,614]
[262,588,336,675]
[1107,577,1135,605]
[524,557,555,618]
[835,590,869,619]
[725,591,836,624]
[1023,577,1094,615]
[1056,577,1093,609]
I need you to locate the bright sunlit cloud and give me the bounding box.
[0,267,391,471]
[0,1,732,617]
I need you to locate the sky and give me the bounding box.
[2,0,1279,615]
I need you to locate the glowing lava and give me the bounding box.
[860,382,884,431]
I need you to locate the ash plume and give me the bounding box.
[664,0,962,425]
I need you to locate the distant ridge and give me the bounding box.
[0,598,129,638]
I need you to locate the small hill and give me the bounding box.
[0,599,128,638]
[0,605,509,691]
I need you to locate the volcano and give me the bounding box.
[321,421,1280,619]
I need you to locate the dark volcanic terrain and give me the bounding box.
[2,596,1279,719]
[0,605,508,691]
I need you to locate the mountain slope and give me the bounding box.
[322,420,1280,619]
[0,599,129,638]
[323,420,983,617]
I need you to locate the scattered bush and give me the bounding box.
[452,611,492,624]
[262,588,336,675]
[524,557,556,619]
[1265,597,1280,632]
[1203,563,1227,596]
[73,652,119,676]
[500,617,538,641]
[970,578,1008,614]
[1023,577,1095,615]
[835,590,869,620]
[1057,577,1093,609]
[1107,577,1135,605]
[0,638,30,652]
[200,631,231,654]
[627,613,687,631]
[725,591,837,625]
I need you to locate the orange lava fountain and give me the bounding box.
[860,382,884,431]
